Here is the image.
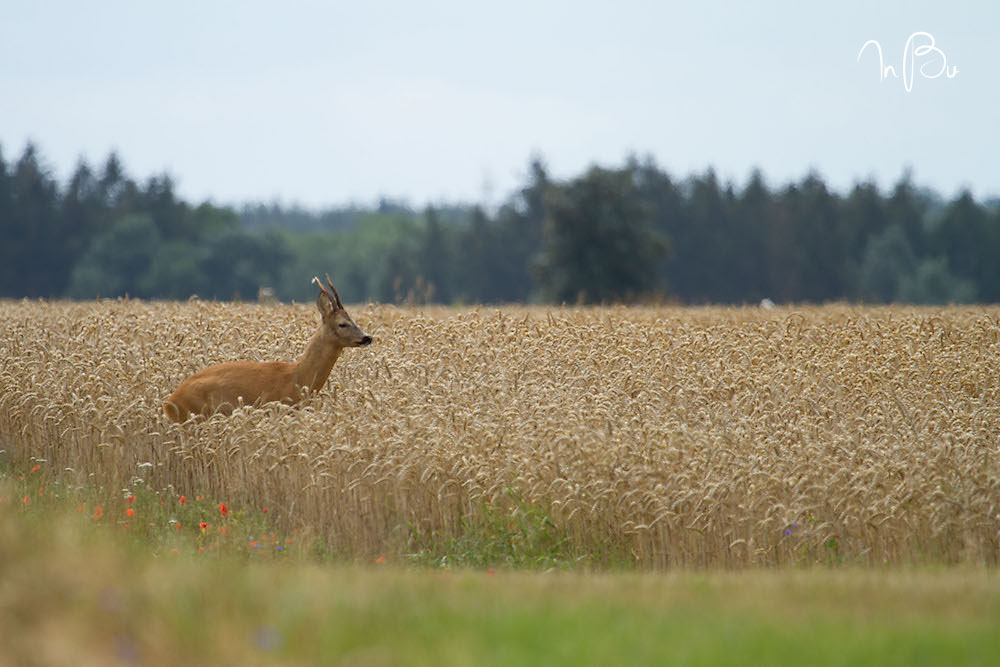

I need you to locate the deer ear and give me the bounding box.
[317,290,336,318]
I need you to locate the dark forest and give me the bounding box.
[2,142,997,305]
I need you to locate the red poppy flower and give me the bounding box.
[126,508,135,518]
[219,503,229,517]
[127,495,135,504]
[199,521,208,531]
[92,506,103,521]
[179,495,186,505]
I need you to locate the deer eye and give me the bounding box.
[337,323,348,328]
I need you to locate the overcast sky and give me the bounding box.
[2,1,997,208]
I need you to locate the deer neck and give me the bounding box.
[293,328,343,393]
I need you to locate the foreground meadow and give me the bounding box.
[1,300,998,567]
[2,486,998,666]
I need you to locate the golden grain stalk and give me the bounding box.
[1,300,998,567]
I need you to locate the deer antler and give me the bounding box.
[311,275,328,295]
[324,273,344,309]
[312,274,344,310]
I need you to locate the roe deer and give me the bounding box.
[163,275,372,422]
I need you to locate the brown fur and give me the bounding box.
[163,277,371,422]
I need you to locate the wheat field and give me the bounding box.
[1,299,998,568]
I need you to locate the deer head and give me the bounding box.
[313,274,372,348]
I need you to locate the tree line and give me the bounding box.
[0,143,287,301]
[2,142,998,304]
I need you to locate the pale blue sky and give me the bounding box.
[2,1,997,207]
